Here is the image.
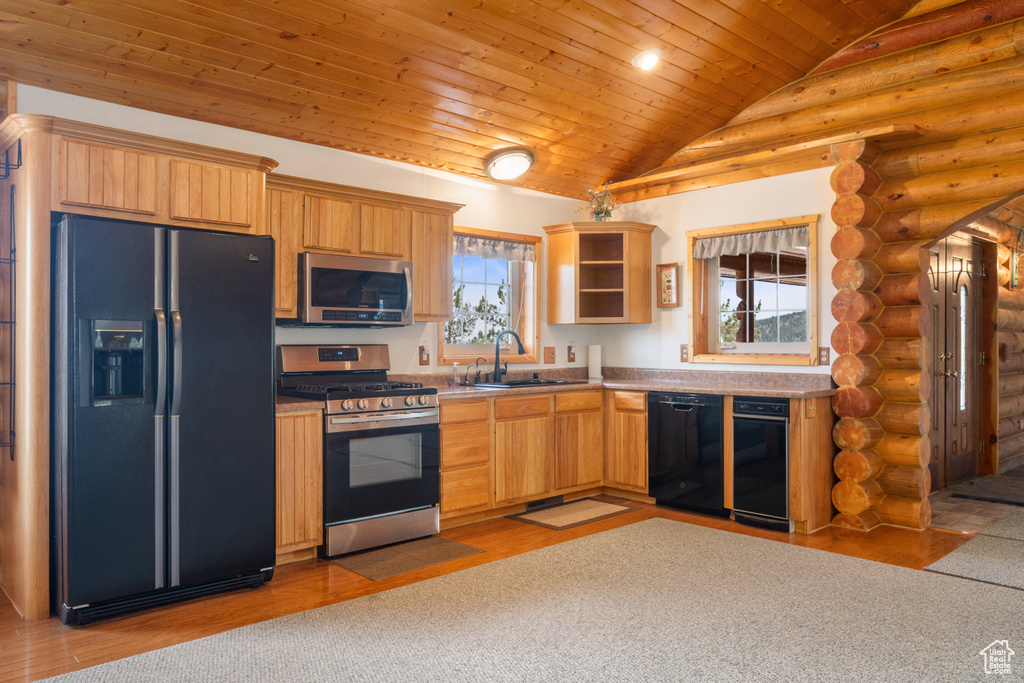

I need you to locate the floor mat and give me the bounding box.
[948,475,1024,506]
[508,498,636,530]
[925,535,1024,591]
[329,536,483,581]
[978,509,1024,542]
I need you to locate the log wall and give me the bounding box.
[996,209,1024,472]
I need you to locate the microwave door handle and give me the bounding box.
[404,265,414,321]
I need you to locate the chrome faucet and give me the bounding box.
[492,329,525,383]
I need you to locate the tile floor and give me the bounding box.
[929,483,1021,534]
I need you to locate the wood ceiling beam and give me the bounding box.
[607,125,924,203]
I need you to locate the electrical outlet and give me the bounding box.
[680,344,688,362]
[567,345,576,362]
[419,345,430,366]
[806,400,817,419]
[818,347,830,365]
[544,346,556,364]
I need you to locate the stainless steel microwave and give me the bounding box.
[298,252,413,326]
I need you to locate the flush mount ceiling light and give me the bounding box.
[484,148,534,180]
[631,48,662,71]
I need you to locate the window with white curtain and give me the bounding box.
[439,228,540,365]
[687,216,820,366]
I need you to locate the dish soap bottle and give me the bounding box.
[450,362,460,387]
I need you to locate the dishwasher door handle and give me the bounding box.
[664,403,696,411]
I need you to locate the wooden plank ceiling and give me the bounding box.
[0,0,918,198]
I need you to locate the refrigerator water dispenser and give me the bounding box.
[85,320,144,405]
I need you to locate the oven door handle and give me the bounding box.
[327,411,439,433]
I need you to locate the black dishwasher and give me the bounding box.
[647,392,727,517]
[732,396,792,532]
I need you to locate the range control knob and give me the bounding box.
[405,396,417,407]
[418,395,430,406]
[341,399,354,411]
[356,398,369,410]
[381,397,393,408]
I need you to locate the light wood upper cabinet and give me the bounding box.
[411,209,454,322]
[51,121,275,233]
[169,159,254,229]
[360,202,410,258]
[265,185,303,318]
[544,221,655,324]
[59,138,158,215]
[303,193,358,253]
[604,389,648,492]
[266,173,462,320]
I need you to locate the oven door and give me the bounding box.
[324,409,439,524]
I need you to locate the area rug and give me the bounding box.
[925,535,1024,591]
[507,498,636,530]
[949,474,1024,506]
[978,509,1024,542]
[328,535,483,581]
[44,518,1024,682]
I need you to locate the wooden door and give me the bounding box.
[928,234,982,490]
[494,415,553,503]
[553,409,603,489]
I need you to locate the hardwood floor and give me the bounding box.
[0,497,971,683]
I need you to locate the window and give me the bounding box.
[687,215,819,366]
[438,227,540,366]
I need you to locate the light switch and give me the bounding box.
[567,343,576,362]
[544,346,556,364]
[419,345,430,366]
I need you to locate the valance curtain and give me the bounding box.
[693,225,808,260]
[454,233,536,262]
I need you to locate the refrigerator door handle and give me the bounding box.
[155,309,167,415]
[170,311,183,416]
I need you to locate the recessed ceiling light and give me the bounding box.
[631,48,662,71]
[484,148,534,180]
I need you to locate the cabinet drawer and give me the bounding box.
[441,421,489,468]
[441,465,490,513]
[555,390,602,413]
[441,398,489,424]
[613,391,646,413]
[495,394,551,419]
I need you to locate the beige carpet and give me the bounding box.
[43,518,1024,682]
[508,498,636,530]
[328,536,483,580]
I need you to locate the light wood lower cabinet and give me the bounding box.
[440,398,491,516]
[494,394,554,503]
[275,410,323,561]
[554,391,604,489]
[603,390,648,492]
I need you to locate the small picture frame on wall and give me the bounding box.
[657,263,679,308]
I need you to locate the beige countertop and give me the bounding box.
[275,395,325,413]
[278,367,835,410]
[438,377,833,400]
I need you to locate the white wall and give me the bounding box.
[611,168,837,375]
[19,86,835,376]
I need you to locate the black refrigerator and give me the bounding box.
[51,214,276,625]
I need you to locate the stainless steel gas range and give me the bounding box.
[276,344,439,556]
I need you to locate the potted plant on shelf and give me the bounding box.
[585,183,618,221]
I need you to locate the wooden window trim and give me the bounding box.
[686,214,820,367]
[438,226,542,366]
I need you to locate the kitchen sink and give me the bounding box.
[471,379,590,389]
